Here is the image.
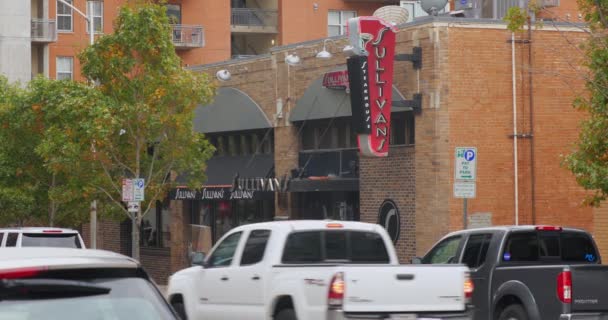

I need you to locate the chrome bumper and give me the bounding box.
[560,313,608,320]
[327,309,472,320]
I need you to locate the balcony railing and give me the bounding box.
[297,149,359,179]
[231,8,278,32]
[171,24,205,49]
[31,19,57,43]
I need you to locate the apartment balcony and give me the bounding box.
[171,24,205,50]
[231,8,278,34]
[31,19,57,43]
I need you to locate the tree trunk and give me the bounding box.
[131,209,141,261]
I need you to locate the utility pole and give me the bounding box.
[57,0,97,248]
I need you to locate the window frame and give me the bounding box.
[206,231,243,268]
[461,233,493,270]
[327,10,356,37]
[6,233,19,247]
[56,0,74,32]
[239,229,272,266]
[422,235,463,264]
[56,56,73,80]
[86,1,104,34]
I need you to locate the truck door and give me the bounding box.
[460,233,493,320]
[197,231,244,320]
[231,229,272,320]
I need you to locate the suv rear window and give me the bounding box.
[21,233,82,248]
[503,231,598,263]
[282,230,390,264]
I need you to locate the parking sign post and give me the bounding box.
[454,147,477,228]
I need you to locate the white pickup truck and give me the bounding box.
[167,220,473,320]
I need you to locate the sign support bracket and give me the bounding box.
[394,47,422,69]
[392,94,423,114]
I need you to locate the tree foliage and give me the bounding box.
[0,3,215,247]
[565,0,608,206]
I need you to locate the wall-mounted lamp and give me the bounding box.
[285,54,301,66]
[216,69,231,81]
[316,39,335,59]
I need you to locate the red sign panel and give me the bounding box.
[322,70,349,90]
[347,17,396,157]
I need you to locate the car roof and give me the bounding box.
[0,227,80,233]
[0,248,139,271]
[229,219,381,233]
[445,225,589,237]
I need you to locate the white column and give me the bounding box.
[0,0,32,83]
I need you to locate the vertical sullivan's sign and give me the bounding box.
[347,17,397,157]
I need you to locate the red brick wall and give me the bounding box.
[360,146,417,262]
[447,26,592,232]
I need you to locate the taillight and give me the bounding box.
[326,223,344,229]
[42,230,63,233]
[536,226,562,231]
[464,274,474,300]
[557,270,572,304]
[328,272,345,309]
[0,266,47,279]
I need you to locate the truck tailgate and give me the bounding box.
[571,265,608,312]
[340,265,468,313]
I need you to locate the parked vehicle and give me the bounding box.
[168,220,473,320]
[415,225,608,320]
[0,227,85,248]
[0,247,178,319]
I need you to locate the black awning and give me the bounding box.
[288,178,359,192]
[194,87,272,134]
[289,77,408,122]
[177,154,274,186]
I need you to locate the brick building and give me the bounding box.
[83,16,599,284]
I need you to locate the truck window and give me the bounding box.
[0,232,4,246]
[240,230,271,266]
[6,233,18,247]
[282,232,322,263]
[503,232,539,261]
[21,233,82,248]
[350,231,389,263]
[207,231,243,268]
[282,231,390,264]
[423,236,462,264]
[561,232,598,262]
[462,234,492,268]
[325,231,348,260]
[539,232,560,257]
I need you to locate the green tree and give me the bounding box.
[74,3,215,259]
[564,0,608,206]
[0,76,104,227]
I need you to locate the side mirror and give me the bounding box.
[411,257,422,264]
[191,252,206,267]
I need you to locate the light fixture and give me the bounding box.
[216,69,231,81]
[342,45,355,57]
[316,39,334,59]
[285,53,301,66]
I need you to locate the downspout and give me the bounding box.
[527,17,537,224]
[511,32,519,226]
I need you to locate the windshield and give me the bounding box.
[0,277,175,320]
[21,233,82,248]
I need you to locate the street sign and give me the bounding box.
[127,201,140,213]
[122,179,134,202]
[122,178,144,202]
[133,178,145,201]
[455,147,477,181]
[454,181,476,198]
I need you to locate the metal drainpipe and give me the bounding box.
[512,32,520,226]
[527,17,537,225]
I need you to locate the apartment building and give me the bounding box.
[0,0,231,83]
